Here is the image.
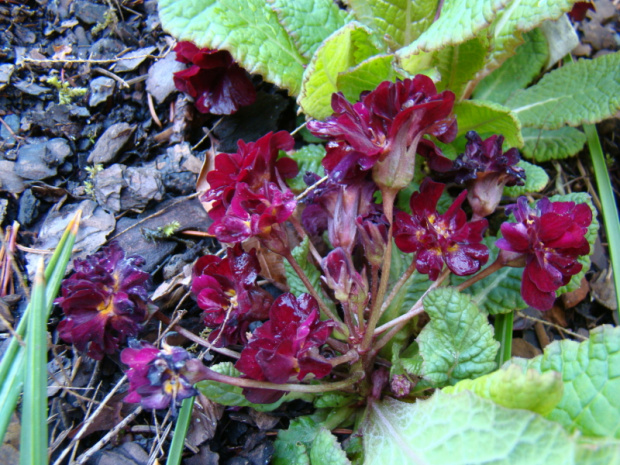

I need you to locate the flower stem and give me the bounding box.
[494,311,514,366]
[456,257,504,292]
[283,251,347,333]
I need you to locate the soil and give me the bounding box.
[0,1,619,464]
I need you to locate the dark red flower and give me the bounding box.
[56,242,152,360]
[496,197,592,310]
[321,247,368,307]
[121,341,199,411]
[191,244,272,346]
[356,211,390,267]
[393,179,489,280]
[208,182,297,252]
[307,76,456,189]
[205,131,298,226]
[452,131,525,219]
[235,293,334,403]
[568,1,595,21]
[173,41,256,114]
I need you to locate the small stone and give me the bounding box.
[88,77,116,107]
[146,52,185,104]
[0,160,26,193]
[0,64,14,90]
[13,80,50,96]
[15,142,54,180]
[45,138,72,165]
[88,123,136,164]
[17,189,41,226]
[74,1,108,25]
[121,165,164,211]
[93,163,125,212]
[0,114,20,144]
[114,46,157,72]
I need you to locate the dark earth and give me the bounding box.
[0,0,619,464]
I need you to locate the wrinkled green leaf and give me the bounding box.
[396,0,508,61]
[453,237,526,315]
[314,392,357,409]
[454,99,523,148]
[268,0,351,59]
[473,28,548,104]
[337,54,396,103]
[286,144,326,192]
[274,416,320,465]
[363,392,575,465]
[508,325,620,439]
[576,438,620,465]
[158,0,306,94]
[507,52,620,129]
[521,127,586,162]
[443,364,563,415]
[504,160,549,197]
[549,192,599,295]
[310,428,351,465]
[298,22,380,119]
[417,288,499,386]
[195,362,287,411]
[347,0,437,48]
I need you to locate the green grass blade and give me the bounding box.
[20,259,49,465]
[584,123,620,318]
[166,396,195,465]
[0,350,24,439]
[494,311,514,366]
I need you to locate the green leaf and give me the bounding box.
[286,144,326,192]
[473,28,548,104]
[158,0,306,95]
[195,362,287,411]
[314,392,357,409]
[347,0,437,48]
[337,54,396,103]
[363,391,575,465]
[521,127,586,162]
[480,0,577,79]
[396,0,508,61]
[453,237,526,315]
[417,288,499,386]
[576,437,620,465]
[442,364,563,415]
[298,22,380,119]
[454,99,523,148]
[549,192,599,295]
[508,325,620,439]
[504,160,549,197]
[268,0,351,60]
[274,416,319,465]
[167,396,194,465]
[310,428,351,465]
[283,237,334,314]
[507,52,620,130]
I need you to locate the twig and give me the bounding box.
[147,92,163,128]
[21,53,163,66]
[296,175,328,202]
[515,311,587,340]
[0,116,24,140]
[93,66,129,89]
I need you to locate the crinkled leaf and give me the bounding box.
[521,127,586,162]
[396,0,509,62]
[196,362,288,411]
[454,99,523,148]
[283,237,335,314]
[549,192,599,295]
[452,237,526,315]
[286,144,326,192]
[540,14,580,69]
[310,428,351,465]
[268,0,351,59]
[479,0,577,79]
[347,0,437,48]
[508,325,620,439]
[442,364,563,415]
[507,52,620,130]
[337,54,396,103]
[417,288,499,386]
[473,28,548,104]
[504,160,549,197]
[363,392,575,465]
[314,392,357,408]
[298,22,380,119]
[576,438,620,465]
[273,416,319,465]
[158,0,306,95]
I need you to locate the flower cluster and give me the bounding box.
[191,244,272,346]
[394,179,489,280]
[56,242,152,360]
[497,197,592,310]
[122,341,199,411]
[204,131,299,253]
[173,41,256,115]
[452,131,525,219]
[235,293,334,403]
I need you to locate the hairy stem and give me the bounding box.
[456,257,504,292]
